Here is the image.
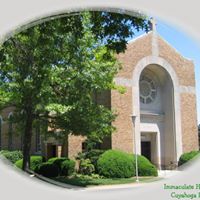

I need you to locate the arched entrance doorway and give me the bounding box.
[139,64,176,169]
[132,56,183,170]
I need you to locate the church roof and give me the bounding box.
[127,31,193,62]
[116,29,195,86]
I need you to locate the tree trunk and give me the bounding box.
[22,109,33,171]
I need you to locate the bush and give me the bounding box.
[97,150,158,178]
[97,150,135,178]
[79,159,95,175]
[0,150,9,155]
[77,149,104,173]
[35,162,59,178]
[0,150,23,163]
[15,156,43,171]
[85,150,104,172]
[47,157,75,176]
[48,157,67,173]
[178,151,200,166]
[133,155,158,176]
[61,159,75,176]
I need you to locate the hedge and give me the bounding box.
[15,156,43,171]
[0,150,23,163]
[178,151,200,166]
[47,157,75,176]
[97,150,135,178]
[35,162,59,178]
[97,150,158,178]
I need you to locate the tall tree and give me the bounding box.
[45,12,120,147]
[0,11,149,171]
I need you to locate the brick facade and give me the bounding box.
[111,32,199,157]
[111,87,133,153]
[180,93,199,152]
[0,31,199,163]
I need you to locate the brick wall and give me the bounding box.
[111,87,133,153]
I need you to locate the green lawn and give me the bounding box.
[52,175,161,187]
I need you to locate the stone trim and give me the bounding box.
[114,77,132,87]
[115,77,196,95]
[8,112,13,119]
[180,86,196,94]
[152,31,159,56]
[131,55,183,162]
[128,32,150,44]
[140,112,165,123]
[140,122,161,168]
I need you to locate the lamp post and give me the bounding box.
[131,115,139,182]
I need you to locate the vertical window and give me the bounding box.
[35,124,42,153]
[82,141,87,152]
[8,113,13,151]
[0,117,2,150]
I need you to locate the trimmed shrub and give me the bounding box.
[15,156,43,171]
[47,157,75,176]
[48,157,67,173]
[0,150,23,163]
[35,162,59,178]
[178,151,200,166]
[61,159,75,176]
[133,155,158,176]
[97,150,135,178]
[79,159,95,175]
[97,150,157,178]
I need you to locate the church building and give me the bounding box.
[0,27,199,169]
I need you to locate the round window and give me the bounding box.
[140,75,157,104]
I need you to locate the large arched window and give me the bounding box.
[0,116,2,150]
[139,64,176,168]
[140,74,157,104]
[8,113,13,150]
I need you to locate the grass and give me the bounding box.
[52,175,161,187]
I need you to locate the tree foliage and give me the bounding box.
[0,11,150,170]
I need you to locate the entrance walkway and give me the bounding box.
[158,170,181,178]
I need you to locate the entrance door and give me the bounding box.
[141,141,151,161]
[47,144,57,159]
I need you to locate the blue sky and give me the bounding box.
[130,19,200,124]
[156,20,200,124]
